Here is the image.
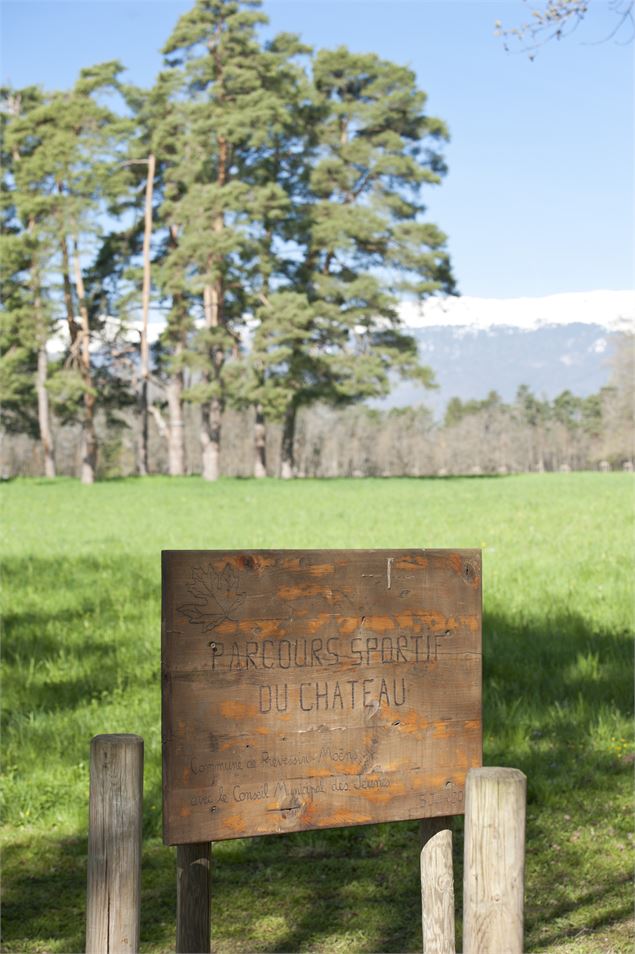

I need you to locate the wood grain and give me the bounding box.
[176,842,210,953]
[162,550,482,845]
[463,767,526,954]
[420,823,455,954]
[86,734,143,954]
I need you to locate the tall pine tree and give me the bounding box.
[218,28,316,476]
[160,0,312,479]
[246,46,455,476]
[141,67,196,476]
[1,86,57,476]
[4,65,132,482]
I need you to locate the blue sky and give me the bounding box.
[2,0,633,299]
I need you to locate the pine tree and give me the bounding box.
[160,0,311,480]
[219,29,316,476]
[246,46,454,477]
[515,384,550,471]
[1,86,57,476]
[111,74,171,477]
[139,68,195,477]
[0,206,38,439]
[4,64,132,483]
[102,144,156,478]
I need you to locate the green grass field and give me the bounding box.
[1,474,633,953]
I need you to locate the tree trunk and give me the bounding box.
[137,379,149,477]
[137,154,155,477]
[165,244,188,478]
[29,226,55,479]
[73,237,97,484]
[57,192,80,353]
[201,397,221,481]
[536,426,545,472]
[200,279,223,481]
[254,403,267,478]
[280,403,297,479]
[36,345,55,478]
[80,402,97,484]
[197,101,227,482]
[59,236,82,365]
[167,366,186,477]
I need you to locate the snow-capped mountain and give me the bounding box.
[385,290,634,415]
[50,290,633,419]
[399,290,634,334]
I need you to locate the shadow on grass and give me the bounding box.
[1,835,88,954]
[527,872,633,950]
[2,571,633,952]
[2,556,158,715]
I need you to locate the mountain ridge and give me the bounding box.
[399,289,634,334]
[385,320,630,417]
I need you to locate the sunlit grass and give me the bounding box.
[1,474,633,952]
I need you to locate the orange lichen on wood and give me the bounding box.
[307,563,336,577]
[359,615,396,634]
[221,553,276,572]
[162,548,481,845]
[277,584,325,601]
[221,815,247,836]
[236,619,282,639]
[318,811,373,828]
[388,707,430,734]
[395,555,429,570]
[304,613,335,635]
[336,616,359,636]
[219,700,258,719]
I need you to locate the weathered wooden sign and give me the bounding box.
[162,549,481,845]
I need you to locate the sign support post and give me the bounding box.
[420,817,455,954]
[162,548,482,952]
[176,842,211,954]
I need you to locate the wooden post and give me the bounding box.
[86,734,143,954]
[463,767,526,954]
[420,817,455,954]
[176,842,211,953]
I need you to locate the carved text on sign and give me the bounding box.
[162,550,482,845]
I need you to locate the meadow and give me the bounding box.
[1,473,633,953]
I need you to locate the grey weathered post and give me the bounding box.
[176,842,211,953]
[420,817,455,954]
[463,767,526,954]
[86,734,144,954]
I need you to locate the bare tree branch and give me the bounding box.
[495,0,634,57]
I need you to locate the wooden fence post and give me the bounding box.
[463,767,526,954]
[176,842,211,953]
[420,817,455,954]
[86,733,144,954]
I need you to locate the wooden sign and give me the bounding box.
[162,549,481,846]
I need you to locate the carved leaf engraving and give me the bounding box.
[178,564,245,632]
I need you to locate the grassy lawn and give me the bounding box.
[1,473,633,953]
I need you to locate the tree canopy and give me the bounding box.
[2,0,457,479]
